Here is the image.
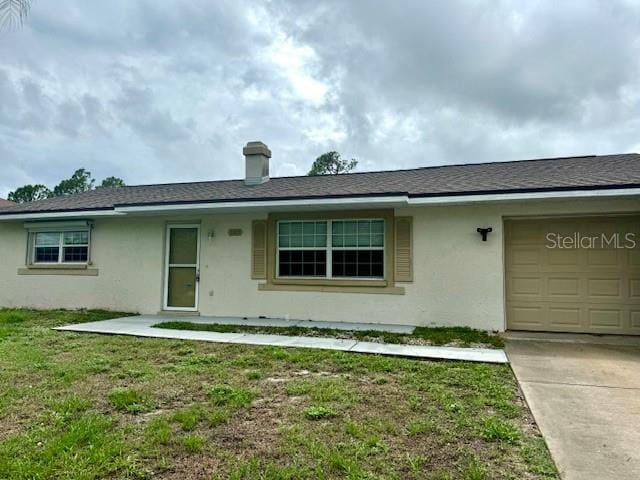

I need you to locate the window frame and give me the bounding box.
[276,218,386,281]
[31,229,91,265]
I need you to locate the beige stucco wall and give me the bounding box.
[0,197,638,330]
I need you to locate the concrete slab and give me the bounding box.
[54,315,505,364]
[351,341,508,363]
[507,340,640,480]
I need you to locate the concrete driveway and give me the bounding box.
[506,336,640,480]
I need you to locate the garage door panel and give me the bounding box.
[506,216,640,335]
[549,307,581,326]
[547,248,580,266]
[587,278,622,299]
[588,249,623,267]
[508,306,544,327]
[588,309,622,328]
[509,247,540,266]
[510,277,542,296]
[548,277,580,297]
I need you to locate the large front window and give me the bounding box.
[277,219,384,279]
[33,230,89,264]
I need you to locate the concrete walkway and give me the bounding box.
[506,337,640,480]
[54,315,508,364]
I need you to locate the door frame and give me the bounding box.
[163,223,201,312]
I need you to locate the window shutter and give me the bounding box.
[251,220,267,279]
[394,217,413,282]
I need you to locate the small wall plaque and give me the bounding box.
[228,228,243,237]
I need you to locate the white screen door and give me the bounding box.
[164,224,200,311]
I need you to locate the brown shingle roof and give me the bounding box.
[0,199,14,207]
[1,153,639,215]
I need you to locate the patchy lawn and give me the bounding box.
[153,321,505,348]
[0,309,556,479]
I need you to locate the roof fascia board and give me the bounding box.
[114,196,410,213]
[0,210,124,221]
[408,187,640,205]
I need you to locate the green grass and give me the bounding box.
[0,308,555,479]
[304,405,337,420]
[108,387,154,413]
[154,321,505,348]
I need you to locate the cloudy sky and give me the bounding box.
[1,0,640,197]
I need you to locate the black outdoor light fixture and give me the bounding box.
[477,227,492,241]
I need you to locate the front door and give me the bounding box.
[164,224,200,311]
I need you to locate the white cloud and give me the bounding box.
[1,0,639,197]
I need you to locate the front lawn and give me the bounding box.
[0,309,556,479]
[153,321,505,348]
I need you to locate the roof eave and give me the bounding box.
[0,186,639,221]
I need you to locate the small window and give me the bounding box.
[277,219,384,279]
[33,230,89,264]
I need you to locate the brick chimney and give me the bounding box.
[243,141,271,185]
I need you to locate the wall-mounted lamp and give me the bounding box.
[476,227,492,241]
[207,230,215,240]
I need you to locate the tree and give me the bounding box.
[100,176,126,188]
[52,168,95,197]
[308,151,358,176]
[0,0,32,30]
[8,168,126,203]
[7,184,51,203]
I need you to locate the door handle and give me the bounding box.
[195,270,200,282]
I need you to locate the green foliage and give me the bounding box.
[181,434,205,452]
[172,406,202,431]
[463,460,488,480]
[0,308,556,479]
[100,176,126,188]
[7,184,51,203]
[7,169,125,203]
[207,385,255,408]
[308,151,358,176]
[53,168,95,196]
[0,310,27,325]
[286,377,354,403]
[413,326,505,347]
[480,417,521,443]
[304,405,337,420]
[154,321,504,348]
[108,388,153,414]
[0,413,141,479]
[144,417,172,446]
[0,0,32,31]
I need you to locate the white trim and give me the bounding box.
[276,218,385,280]
[31,229,90,265]
[163,224,200,312]
[24,220,93,232]
[0,210,123,221]
[116,196,409,213]
[407,187,640,205]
